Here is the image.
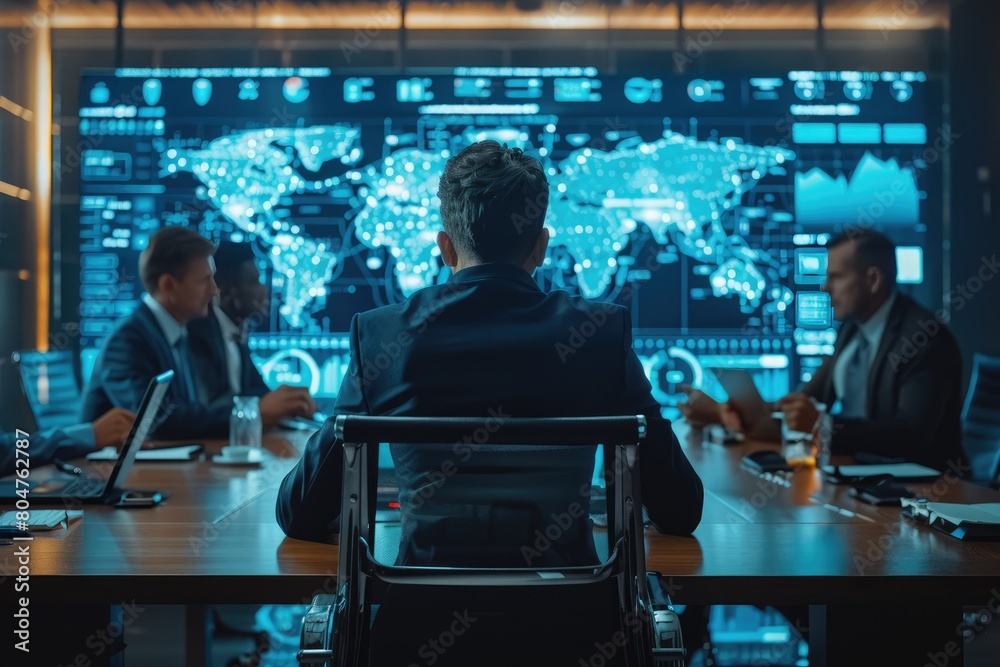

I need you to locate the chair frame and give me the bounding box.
[298,414,685,667]
[961,353,1000,488]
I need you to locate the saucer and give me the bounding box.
[212,449,266,466]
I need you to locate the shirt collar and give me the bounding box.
[446,263,542,291]
[857,291,897,346]
[142,293,186,347]
[212,302,244,342]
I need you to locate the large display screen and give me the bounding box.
[77,66,938,414]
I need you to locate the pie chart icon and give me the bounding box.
[283,76,310,104]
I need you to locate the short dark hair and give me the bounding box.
[212,241,258,291]
[139,226,216,293]
[828,228,897,285]
[438,140,549,264]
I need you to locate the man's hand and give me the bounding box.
[678,385,726,426]
[259,385,318,425]
[719,401,746,432]
[91,407,137,449]
[777,393,820,433]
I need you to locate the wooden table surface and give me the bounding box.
[5,420,1000,667]
[3,422,999,609]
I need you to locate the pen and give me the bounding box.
[53,458,82,476]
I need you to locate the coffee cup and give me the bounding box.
[219,445,255,461]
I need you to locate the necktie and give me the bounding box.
[173,334,199,403]
[231,332,247,395]
[840,334,870,419]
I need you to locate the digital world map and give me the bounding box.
[78,68,934,406]
[159,126,796,330]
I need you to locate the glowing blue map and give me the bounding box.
[161,125,794,328]
[159,126,359,327]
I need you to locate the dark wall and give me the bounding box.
[0,31,37,428]
[948,0,1000,387]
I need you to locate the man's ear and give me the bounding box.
[156,273,175,302]
[437,231,459,268]
[527,227,550,270]
[867,266,882,294]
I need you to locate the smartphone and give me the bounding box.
[741,450,793,474]
[111,490,166,507]
[850,478,912,506]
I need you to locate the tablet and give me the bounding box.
[705,367,779,440]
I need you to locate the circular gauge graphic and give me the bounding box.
[843,81,871,102]
[794,80,824,101]
[260,349,322,395]
[687,79,712,103]
[891,81,913,102]
[640,347,704,406]
[283,76,311,104]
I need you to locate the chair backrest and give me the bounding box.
[11,349,82,432]
[297,414,684,666]
[961,354,1000,486]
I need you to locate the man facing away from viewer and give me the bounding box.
[275,140,704,665]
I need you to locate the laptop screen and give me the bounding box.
[103,370,173,491]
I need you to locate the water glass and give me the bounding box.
[230,395,262,449]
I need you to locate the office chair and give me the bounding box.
[11,349,83,432]
[297,415,686,667]
[961,354,1000,488]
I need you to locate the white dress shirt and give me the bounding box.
[213,305,244,395]
[832,292,897,408]
[142,293,186,367]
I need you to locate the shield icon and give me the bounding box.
[143,79,162,106]
[192,78,213,107]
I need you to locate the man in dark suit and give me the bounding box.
[81,226,311,440]
[276,141,704,553]
[188,241,270,402]
[1,407,135,477]
[80,226,227,439]
[81,228,316,440]
[682,229,964,470]
[187,241,315,422]
[276,140,703,665]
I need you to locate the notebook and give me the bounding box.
[86,443,203,461]
[902,499,1000,540]
[0,371,174,505]
[821,462,942,482]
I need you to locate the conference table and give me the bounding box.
[3,422,1000,666]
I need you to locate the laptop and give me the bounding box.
[277,395,335,431]
[705,366,781,442]
[0,370,174,506]
[12,348,82,432]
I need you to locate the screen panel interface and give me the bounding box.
[78,66,935,414]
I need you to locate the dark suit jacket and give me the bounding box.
[79,302,232,440]
[187,305,269,406]
[276,263,704,566]
[802,293,964,470]
[0,428,92,478]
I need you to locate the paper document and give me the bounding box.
[821,463,941,479]
[87,444,203,461]
[921,502,1000,525]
